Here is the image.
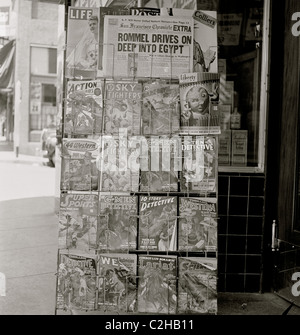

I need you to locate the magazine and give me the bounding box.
[178,196,217,252]
[102,15,194,79]
[64,79,103,135]
[66,7,99,79]
[56,251,97,311]
[139,136,179,192]
[141,80,180,135]
[178,256,217,314]
[137,254,177,314]
[97,253,137,313]
[98,134,139,192]
[180,135,218,193]
[97,194,138,252]
[179,72,220,135]
[103,79,142,135]
[58,192,98,253]
[138,195,177,251]
[61,138,100,191]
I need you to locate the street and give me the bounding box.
[0,151,58,315]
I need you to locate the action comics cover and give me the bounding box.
[56,251,97,312]
[65,7,99,80]
[139,136,179,192]
[180,135,218,193]
[137,254,177,314]
[97,253,137,313]
[98,134,139,192]
[97,195,138,252]
[58,192,98,253]
[141,80,180,135]
[103,80,142,136]
[179,72,220,135]
[102,15,193,79]
[138,195,177,251]
[178,196,217,252]
[61,138,100,192]
[64,79,103,135]
[178,257,217,314]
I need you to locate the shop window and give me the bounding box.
[217,0,269,173]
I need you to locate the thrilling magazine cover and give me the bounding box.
[97,253,137,313]
[64,79,103,135]
[178,257,217,314]
[97,195,138,252]
[138,195,177,251]
[102,15,193,79]
[61,138,100,191]
[178,197,217,252]
[180,135,218,193]
[137,254,177,314]
[98,135,139,192]
[66,7,99,79]
[179,72,220,135]
[141,80,180,135]
[139,136,179,192]
[56,251,97,312]
[58,192,98,253]
[103,80,142,135]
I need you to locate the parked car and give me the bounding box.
[40,123,57,167]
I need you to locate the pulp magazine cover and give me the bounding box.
[141,80,180,135]
[137,254,177,314]
[98,134,139,192]
[64,79,103,135]
[58,192,99,253]
[103,80,142,135]
[180,135,218,193]
[97,253,137,313]
[56,251,97,312]
[138,195,177,251]
[66,7,99,79]
[98,6,130,77]
[102,15,194,79]
[178,196,217,252]
[139,136,179,192]
[97,195,138,252]
[61,138,100,191]
[178,256,217,314]
[179,72,220,135]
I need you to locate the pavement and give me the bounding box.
[0,141,300,316]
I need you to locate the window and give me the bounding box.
[31,46,57,75]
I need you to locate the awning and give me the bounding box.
[0,39,15,90]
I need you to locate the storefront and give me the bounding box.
[51,0,300,314]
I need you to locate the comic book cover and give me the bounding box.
[141,80,180,135]
[103,80,142,135]
[56,251,97,311]
[102,15,193,79]
[98,6,130,77]
[180,135,218,193]
[137,254,177,314]
[97,195,138,252]
[179,72,220,135]
[139,136,179,192]
[138,195,177,251]
[61,138,100,191]
[98,134,139,192]
[64,79,103,135]
[58,192,98,253]
[178,196,217,252]
[97,253,137,313]
[178,257,217,314]
[65,7,99,79]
